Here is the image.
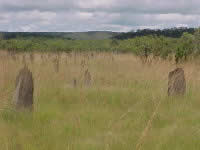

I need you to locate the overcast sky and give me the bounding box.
[0,0,200,32]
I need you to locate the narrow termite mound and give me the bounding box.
[168,68,186,96]
[84,69,92,86]
[13,66,34,111]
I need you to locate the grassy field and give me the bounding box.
[0,51,200,150]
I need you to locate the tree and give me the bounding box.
[193,28,200,55]
[175,32,194,63]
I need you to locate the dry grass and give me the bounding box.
[0,50,200,150]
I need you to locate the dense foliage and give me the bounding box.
[0,28,200,62]
[112,27,195,40]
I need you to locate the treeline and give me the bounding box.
[0,28,196,40]
[112,27,195,40]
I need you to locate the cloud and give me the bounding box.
[0,0,199,32]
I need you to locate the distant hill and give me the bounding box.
[62,31,119,40]
[0,31,120,40]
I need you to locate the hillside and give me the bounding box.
[0,31,119,40]
[62,31,119,40]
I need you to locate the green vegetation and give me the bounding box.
[1,28,200,62]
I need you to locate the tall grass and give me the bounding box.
[0,51,200,150]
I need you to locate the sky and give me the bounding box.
[0,0,200,32]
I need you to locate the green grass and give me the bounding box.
[0,51,200,149]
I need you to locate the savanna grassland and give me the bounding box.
[0,51,200,150]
